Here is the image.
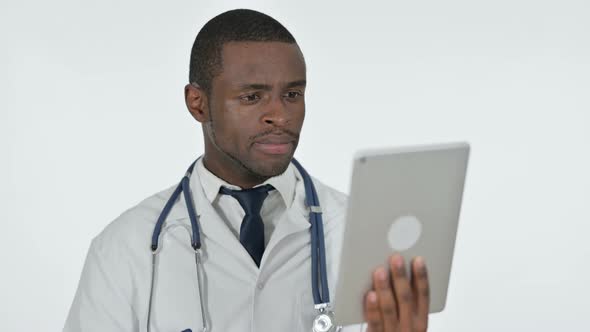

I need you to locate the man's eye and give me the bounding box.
[241,94,260,103]
[285,91,303,99]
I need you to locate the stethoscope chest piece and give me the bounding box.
[312,309,335,332]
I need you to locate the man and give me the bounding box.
[64,9,430,332]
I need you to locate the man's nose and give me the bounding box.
[261,95,289,126]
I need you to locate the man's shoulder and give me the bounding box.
[91,184,180,253]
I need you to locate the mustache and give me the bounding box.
[250,129,299,141]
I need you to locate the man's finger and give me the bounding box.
[411,256,430,330]
[390,254,414,331]
[364,291,384,332]
[372,267,398,331]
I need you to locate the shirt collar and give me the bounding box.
[195,157,296,208]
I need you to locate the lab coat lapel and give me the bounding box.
[262,170,312,267]
[263,205,310,257]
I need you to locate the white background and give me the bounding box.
[1,0,589,331]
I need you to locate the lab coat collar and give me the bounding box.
[162,157,344,272]
[158,159,308,272]
[195,157,296,210]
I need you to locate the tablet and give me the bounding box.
[333,142,470,326]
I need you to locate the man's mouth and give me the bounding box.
[253,142,292,155]
[253,134,295,155]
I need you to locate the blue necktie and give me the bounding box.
[219,184,274,267]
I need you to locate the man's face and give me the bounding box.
[205,41,306,178]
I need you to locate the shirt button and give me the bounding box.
[257,281,264,289]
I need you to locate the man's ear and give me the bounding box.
[185,83,209,123]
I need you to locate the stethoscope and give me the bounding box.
[147,158,337,332]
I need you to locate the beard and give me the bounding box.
[206,120,296,180]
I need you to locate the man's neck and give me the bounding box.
[202,154,269,189]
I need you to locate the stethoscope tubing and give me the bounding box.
[291,158,330,306]
[147,158,330,332]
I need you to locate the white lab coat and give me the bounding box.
[64,164,365,332]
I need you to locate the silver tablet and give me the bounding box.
[333,142,470,326]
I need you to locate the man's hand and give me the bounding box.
[363,254,430,332]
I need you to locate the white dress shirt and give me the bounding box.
[195,158,295,248]
[64,157,365,332]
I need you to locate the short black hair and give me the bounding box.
[189,9,298,94]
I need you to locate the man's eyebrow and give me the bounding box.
[237,83,272,91]
[285,79,306,88]
[236,80,306,91]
